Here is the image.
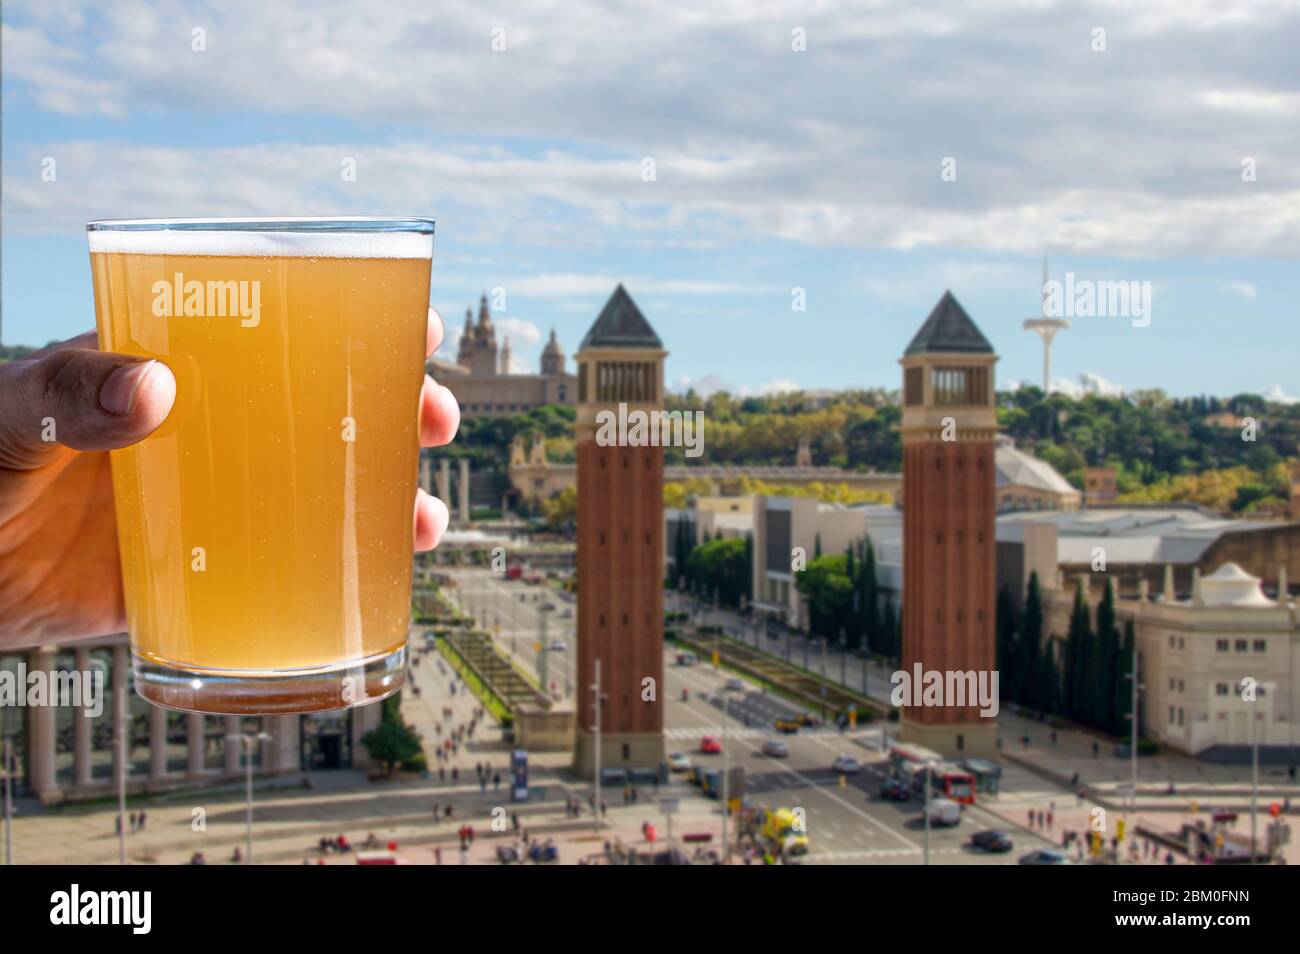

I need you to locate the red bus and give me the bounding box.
[915,762,976,805]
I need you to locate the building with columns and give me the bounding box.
[899,291,1000,757]
[2,634,380,804]
[573,285,667,773]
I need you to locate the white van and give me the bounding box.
[926,798,962,827]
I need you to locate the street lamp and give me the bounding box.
[226,730,273,864]
[1,709,12,866]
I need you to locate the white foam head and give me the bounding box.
[87,218,433,258]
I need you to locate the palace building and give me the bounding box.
[427,293,576,417]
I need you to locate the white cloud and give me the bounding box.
[1223,281,1258,300]
[1047,372,1126,399]
[1259,384,1299,405]
[495,317,543,349]
[757,378,801,396]
[6,1,1300,258]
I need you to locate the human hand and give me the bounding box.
[0,307,459,648]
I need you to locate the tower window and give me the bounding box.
[904,367,923,406]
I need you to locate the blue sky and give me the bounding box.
[3,0,1298,401]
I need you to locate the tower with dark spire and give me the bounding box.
[899,290,999,757]
[573,284,666,773]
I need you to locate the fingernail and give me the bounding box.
[100,360,157,416]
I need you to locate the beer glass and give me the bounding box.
[87,217,434,714]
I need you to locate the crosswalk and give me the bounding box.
[665,725,881,744]
[808,847,963,861]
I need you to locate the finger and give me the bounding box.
[29,330,99,358]
[414,487,449,551]
[419,375,460,447]
[0,347,177,468]
[426,306,444,359]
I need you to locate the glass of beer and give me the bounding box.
[87,217,434,714]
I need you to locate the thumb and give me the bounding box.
[0,346,177,467]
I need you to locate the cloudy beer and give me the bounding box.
[87,218,433,713]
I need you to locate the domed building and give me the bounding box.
[427,293,576,416]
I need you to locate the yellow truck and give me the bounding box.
[742,806,810,858]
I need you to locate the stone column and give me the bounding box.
[27,646,59,800]
[224,716,243,774]
[419,454,433,494]
[458,458,471,523]
[272,715,301,773]
[437,459,451,505]
[351,704,380,769]
[111,643,129,782]
[187,713,206,778]
[148,703,169,782]
[73,646,93,788]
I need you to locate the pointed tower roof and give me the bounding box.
[543,327,563,355]
[579,284,662,350]
[904,290,994,356]
[477,293,491,327]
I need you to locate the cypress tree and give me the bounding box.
[1064,586,1092,721]
[1095,579,1120,732]
[1022,572,1044,710]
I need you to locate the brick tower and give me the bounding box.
[899,291,999,756]
[573,285,667,773]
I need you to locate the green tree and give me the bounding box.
[794,554,853,642]
[362,719,424,776]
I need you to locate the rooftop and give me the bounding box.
[903,290,995,356]
[579,284,662,350]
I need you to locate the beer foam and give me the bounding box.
[88,228,432,259]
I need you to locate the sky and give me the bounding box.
[2,0,1298,401]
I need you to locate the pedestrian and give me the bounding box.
[445,804,453,819]
[129,812,138,833]
[1028,809,1034,828]
[1047,809,1053,829]
[435,845,442,865]
[512,811,520,831]
[493,772,500,791]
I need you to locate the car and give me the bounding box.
[699,736,722,755]
[970,830,1014,853]
[560,608,573,619]
[926,798,962,827]
[832,755,861,775]
[548,639,567,652]
[724,677,744,692]
[667,752,692,773]
[676,652,698,667]
[539,602,556,613]
[774,718,800,734]
[1019,849,1071,865]
[880,778,911,802]
[762,738,790,758]
[796,712,819,728]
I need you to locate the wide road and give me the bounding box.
[445,567,1056,864]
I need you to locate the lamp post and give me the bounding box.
[1,710,12,866]
[226,730,273,864]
